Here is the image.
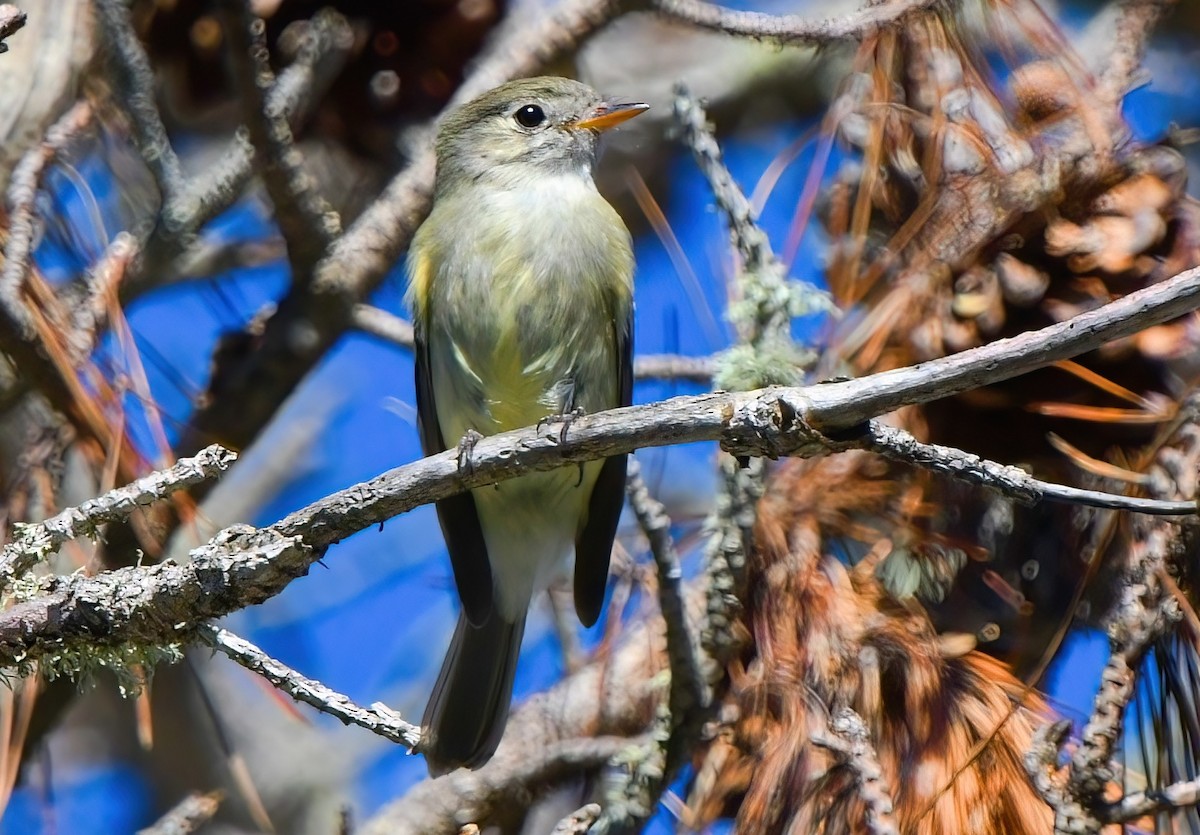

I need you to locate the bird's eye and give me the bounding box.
[514,104,546,128]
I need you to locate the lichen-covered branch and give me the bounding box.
[811,707,899,835]
[0,444,236,593]
[4,265,1200,679]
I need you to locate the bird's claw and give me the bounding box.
[457,429,484,474]
[556,407,586,445]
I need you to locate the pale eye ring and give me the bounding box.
[514,104,546,128]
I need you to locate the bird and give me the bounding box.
[405,76,646,774]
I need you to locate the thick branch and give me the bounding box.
[4,265,1200,662]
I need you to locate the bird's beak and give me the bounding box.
[573,101,649,132]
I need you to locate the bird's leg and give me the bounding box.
[456,429,485,475]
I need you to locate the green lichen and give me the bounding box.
[4,638,184,697]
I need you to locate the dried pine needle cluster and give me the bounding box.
[687,1,1200,832]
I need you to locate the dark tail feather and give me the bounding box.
[421,609,525,776]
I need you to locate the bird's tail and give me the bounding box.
[421,608,526,776]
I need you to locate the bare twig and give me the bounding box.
[1,101,94,339]
[1097,0,1176,105]
[350,304,713,382]
[217,0,339,285]
[198,624,421,748]
[635,353,715,382]
[0,444,236,592]
[136,791,222,835]
[650,0,943,46]
[811,707,899,835]
[842,420,1199,515]
[1102,775,1200,824]
[552,803,603,833]
[0,4,26,53]
[94,0,184,206]
[352,304,414,348]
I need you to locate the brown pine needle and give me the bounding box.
[1029,403,1173,424]
[1047,432,1151,484]
[1051,359,1158,409]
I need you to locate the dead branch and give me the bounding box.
[811,707,900,835]
[0,100,93,339]
[217,0,339,284]
[94,0,184,205]
[0,5,24,53]
[1098,0,1177,105]
[0,444,235,592]
[552,803,603,833]
[3,264,1200,668]
[136,790,222,835]
[198,624,421,748]
[649,0,944,45]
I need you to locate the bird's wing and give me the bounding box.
[573,307,633,627]
[414,307,495,628]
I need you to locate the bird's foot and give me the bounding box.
[456,429,484,475]
[555,407,587,445]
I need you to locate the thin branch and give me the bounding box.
[552,804,603,833]
[650,0,944,46]
[136,791,222,835]
[1097,0,1176,105]
[0,444,236,593]
[1102,775,1200,824]
[123,10,352,301]
[635,353,715,382]
[0,101,94,340]
[842,420,1199,515]
[5,265,1200,665]
[811,707,899,835]
[352,304,414,348]
[217,0,339,285]
[350,304,714,382]
[94,0,185,206]
[0,4,26,53]
[198,624,421,748]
